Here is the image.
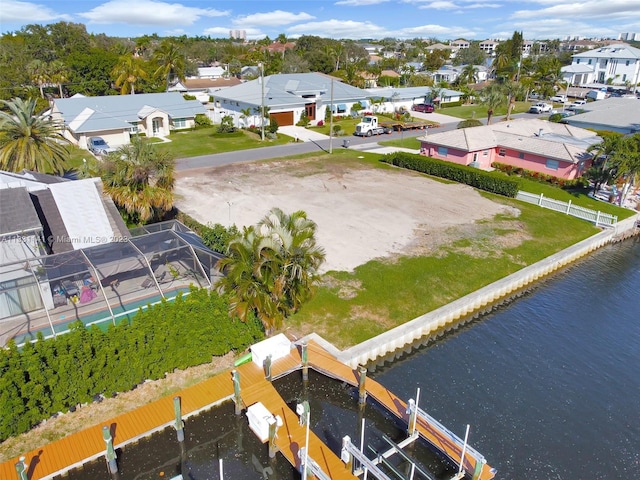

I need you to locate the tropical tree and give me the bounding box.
[586,133,623,193]
[457,64,479,85]
[153,41,186,91]
[0,97,70,174]
[26,60,51,98]
[49,60,69,98]
[479,84,506,124]
[216,208,325,333]
[112,54,148,94]
[240,107,253,128]
[98,137,175,223]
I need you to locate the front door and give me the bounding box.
[152,118,162,136]
[305,103,316,121]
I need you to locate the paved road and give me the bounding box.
[175,113,532,172]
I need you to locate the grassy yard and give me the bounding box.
[438,101,533,120]
[289,190,599,349]
[156,127,292,158]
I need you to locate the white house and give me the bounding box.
[561,44,640,87]
[52,92,207,151]
[211,73,369,127]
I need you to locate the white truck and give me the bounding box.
[354,116,392,136]
[586,90,606,101]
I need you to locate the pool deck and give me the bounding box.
[0,340,494,480]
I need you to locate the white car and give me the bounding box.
[88,137,117,156]
[549,95,567,103]
[532,102,553,112]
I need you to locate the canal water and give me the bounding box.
[65,239,640,479]
[371,238,640,479]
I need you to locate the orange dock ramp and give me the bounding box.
[304,341,496,480]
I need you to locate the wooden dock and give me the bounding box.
[0,339,495,480]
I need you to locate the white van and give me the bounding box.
[586,90,606,101]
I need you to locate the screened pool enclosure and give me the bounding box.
[0,221,224,347]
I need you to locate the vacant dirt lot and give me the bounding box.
[175,158,519,271]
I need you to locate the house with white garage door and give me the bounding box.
[210,73,369,128]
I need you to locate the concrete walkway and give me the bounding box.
[278,125,330,142]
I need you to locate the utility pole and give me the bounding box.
[259,62,265,141]
[329,79,334,154]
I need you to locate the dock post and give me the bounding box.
[358,366,367,405]
[173,396,185,442]
[301,342,309,382]
[296,400,310,426]
[232,369,242,415]
[102,425,118,474]
[406,399,416,436]
[268,416,278,458]
[15,456,28,480]
[341,436,353,472]
[264,354,272,381]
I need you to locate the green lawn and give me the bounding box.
[289,189,599,349]
[156,127,292,158]
[438,101,533,120]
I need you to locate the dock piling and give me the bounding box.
[102,425,118,474]
[264,354,272,381]
[302,342,309,382]
[173,396,185,442]
[14,456,27,480]
[232,369,242,415]
[358,366,367,405]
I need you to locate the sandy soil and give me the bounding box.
[174,158,519,272]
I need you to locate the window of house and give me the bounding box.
[128,122,139,134]
[173,118,186,128]
[623,74,627,81]
[626,60,630,66]
[483,150,488,156]
[587,59,592,65]
[546,159,559,170]
[518,152,525,159]
[498,148,506,157]
[577,59,580,64]
[437,146,448,156]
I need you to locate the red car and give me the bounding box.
[411,103,434,113]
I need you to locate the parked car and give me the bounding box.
[532,102,553,112]
[88,137,117,156]
[411,103,435,113]
[566,100,588,111]
[549,95,567,103]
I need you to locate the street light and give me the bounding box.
[258,62,265,141]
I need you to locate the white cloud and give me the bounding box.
[417,1,458,9]
[400,24,480,38]
[233,10,315,27]
[465,3,501,8]
[334,0,391,5]
[512,0,640,20]
[0,0,71,24]
[287,19,390,39]
[79,0,229,26]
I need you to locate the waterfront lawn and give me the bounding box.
[516,178,635,220]
[437,102,532,119]
[157,127,292,158]
[290,196,598,349]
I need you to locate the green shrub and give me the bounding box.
[217,115,236,133]
[492,161,587,189]
[176,211,238,253]
[296,111,310,127]
[457,119,483,129]
[441,100,464,108]
[381,152,520,197]
[268,117,279,134]
[195,113,212,127]
[0,288,264,440]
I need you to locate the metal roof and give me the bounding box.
[572,43,640,59]
[54,92,207,134]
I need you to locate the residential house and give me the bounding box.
[366,85,464,113]
[0,171,223,346]
[51,92,207,151]
[425,43,455,59]
[193,66,227,79]
[479,40,500,56]
[168,77,243,103]
[451,39,470,50]
[211,73,369,127]
[561,43,640,86]
[418,119,599,179]
[564,97,640,134]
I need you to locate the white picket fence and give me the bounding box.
[516,191,618,227]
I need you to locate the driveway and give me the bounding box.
[278,125,330,142]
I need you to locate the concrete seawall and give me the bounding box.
[306,213,639,369]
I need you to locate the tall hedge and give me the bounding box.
[380,152,520,197]
[0,287,264,440]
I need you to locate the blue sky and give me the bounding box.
[1,0,639,41]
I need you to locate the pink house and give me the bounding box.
[418,119,600,180]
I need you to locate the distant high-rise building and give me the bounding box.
[619,33,640,41]
[230,30,246,40]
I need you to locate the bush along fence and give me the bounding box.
[380,152,520,197]
[0,287,264,441]
[516,191,618,227]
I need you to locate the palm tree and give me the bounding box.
[112,55,148,95]
[153,41,186,91]
[240,107,253,128]
[0,97,70,174]
[457,64,479,86]
[480,84,506,124]
[586,133,622,193]
[49,60,69,98]
[216,208,325,333]
[26,60,51,98]
[99,137,175,222]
